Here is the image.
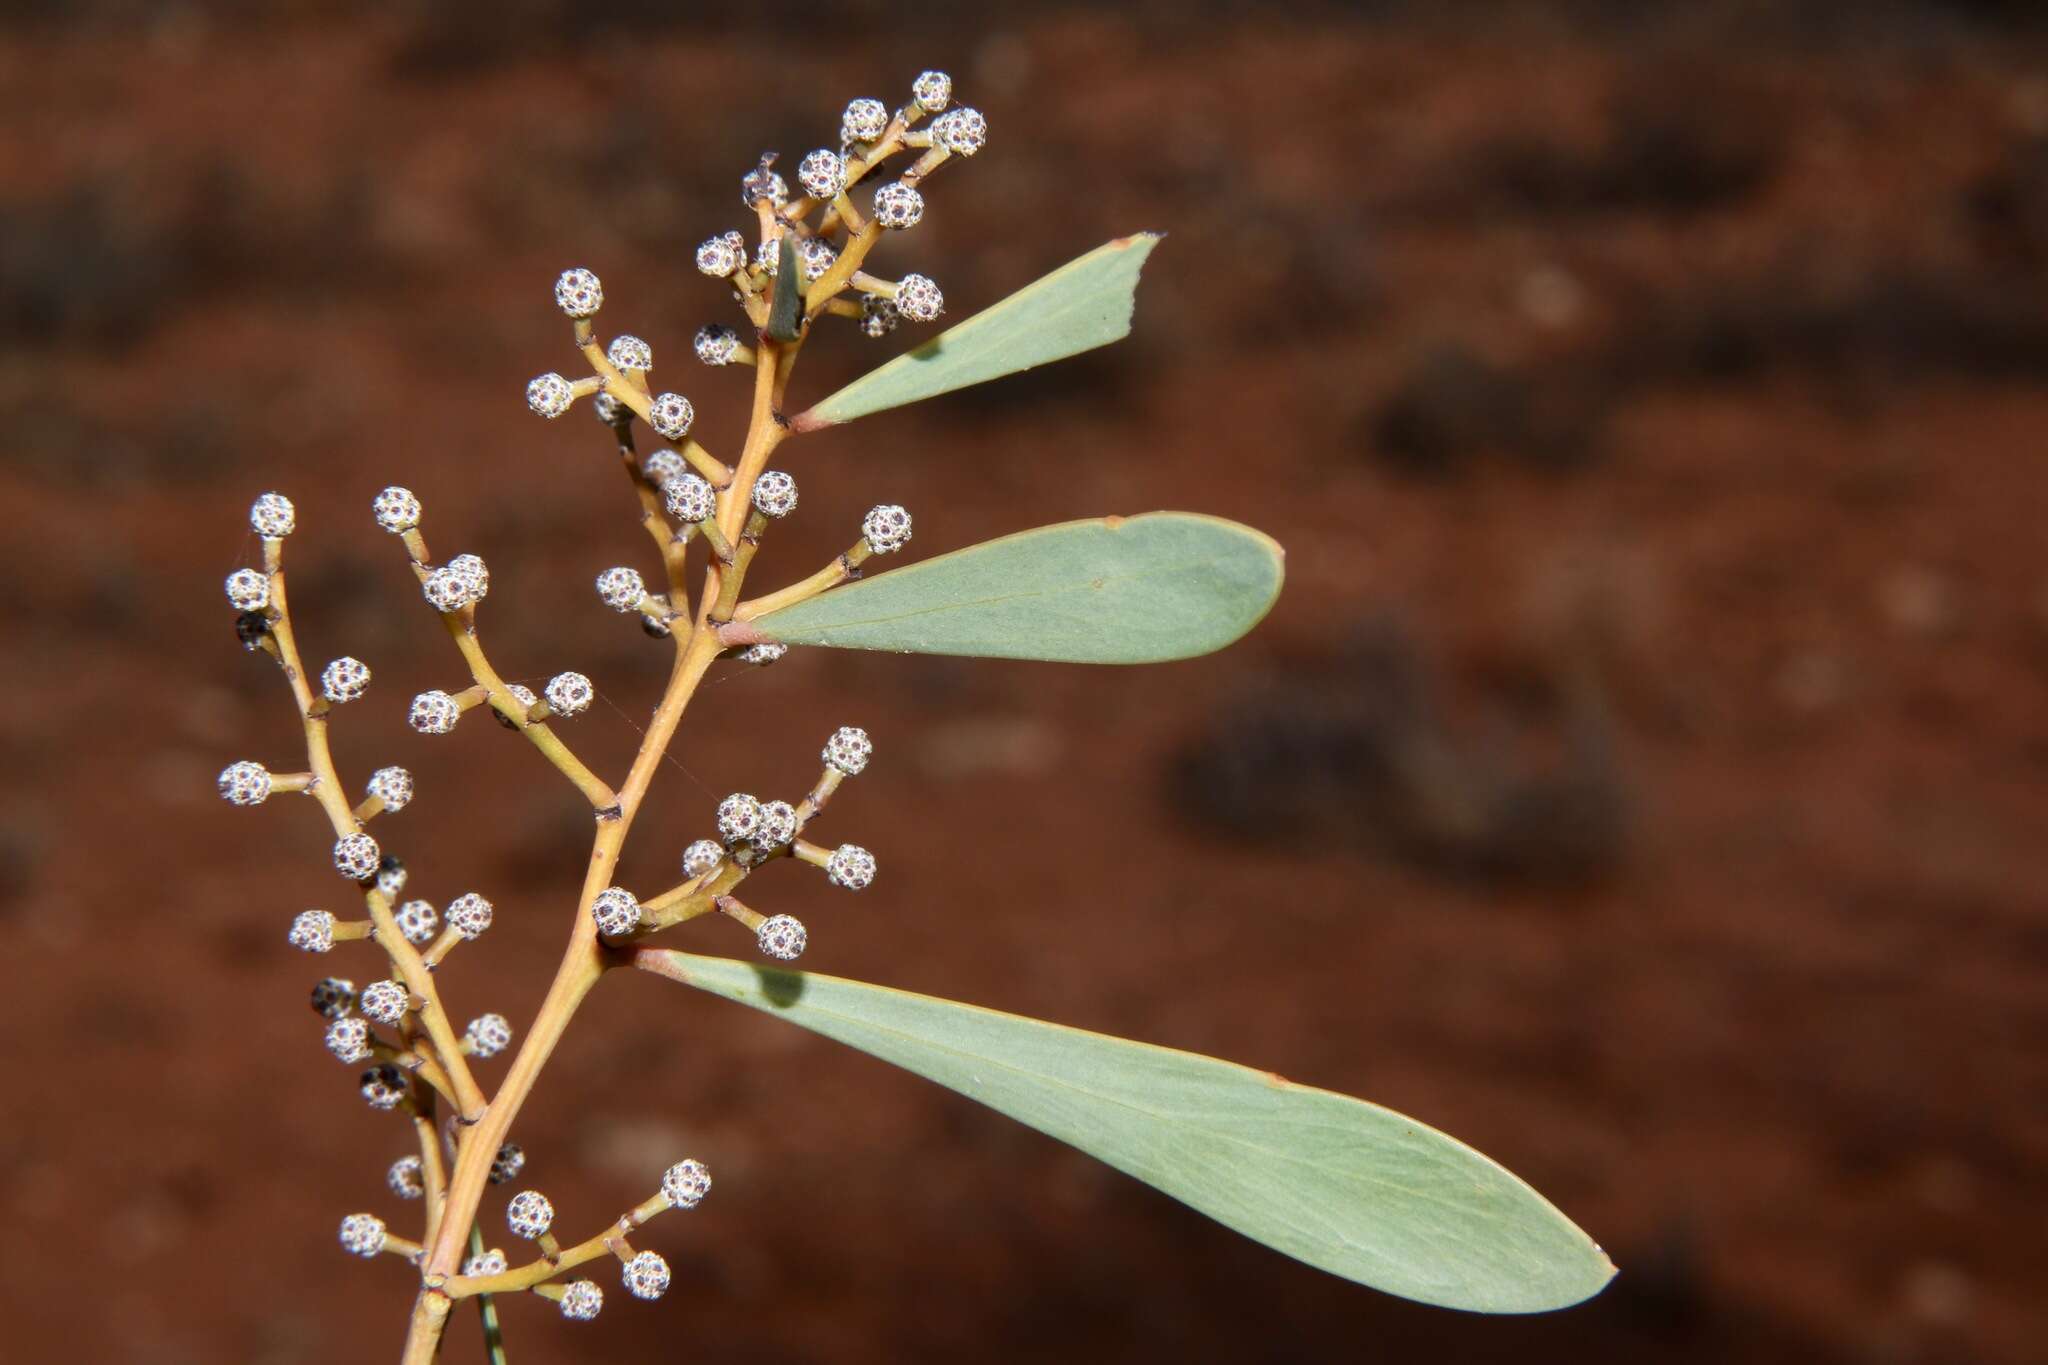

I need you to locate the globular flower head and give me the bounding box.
[554,267,603,318]
[310,976,356,1018]
[333,832,381,882]
[751,470,798,519]
[823,725,873,776]
[373,486,422,534]
[321,656,372,704]
[593,392,630,427]
[741,157,788,209]
[682,838,724,878]
[500,683,537,725]
[462,1248,508,1277]
[423,564,479,613]
[696,230,747,277]
[448,553,490,600]
[591,886,641,936]
[757,913,808,961]
[911,70,952,113]
[694,324,740,367]
[841,97,889,145]
[506,1190,555,1239]
[559,1280,604,1321]
[526,372,575,419]
[623,1250,672,1300]
[465,1013,513,1058]
[290,910,337,953]
[798,148,846,200]
[394,899,438,945]
[650,392,695,441]
[739,642,788,667]
[250,491,296,538]
[409,690,462,735]
[660,1157,712,1209]
[664,471,716,524]
[859,295,900,339]
[895,274,944,323]
[862,505,913,554]
[596,566,646,613]
[642,448,685,487]
[489,1143,526,1185]
[872,182,924,231]
[931,106,988,156]
[447,892,494,940]
[388,1155,426,1200]
[236,610,271,650]
[218,760,272,806]
[797,235,838,282]
[359,978,409,1026]
[225,568,270,613]
[325,1016,372,1064]
[338,1213,387,1258]
[755,800,798,852]
[366,766,414,812]
[375,854,407,899]
[360,1062,408,1110]
[545,671,593,716]
[753,235,784,277]
[716,793,763,845]
[827,843,877,891]
[606,334,653,372]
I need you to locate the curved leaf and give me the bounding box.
[634,949,1615,1314]
[793,233,1162,430]
[742,512,1283,663]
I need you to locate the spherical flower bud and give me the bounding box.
[360,1062,408,1110]
[489,1143,526,1184]
[841,97,889,145]
[622,1250,672,1300]
[388,1155,426,1200]
[359,978,408,1025]
[339,1213,387,1258]
[559,1280,604,1321]
[664,472,716,524]
[225,568,270,612]
[861,505,913,554]
[394,899,438,945]
[447,892,494,940]
[310,976,356,1018]
[606,334,653,371]
[591,886,641,936]
[797,235,837,282]
[751,470,798,519]
[325,1016,372,1063]
[593,392,629,426]
[365,766,414,812]
[250,491,296,538]
[859,294,900,338]
[691,323,740,367]
[465,1013,513,1058]
[931,106,987,156]
[423,565,478,613]
[373,486,422,533]
[695,231,746,277]
[218,760,273,806]
[554,267,603,318]
[895,273,944,323]
[526,372,575,419]
[409,690,462,735]
[462,1248,508,1277]
[798,148,846,200]
[872,182,924,230]
[290,910,337,953]
[334,832,380,881]
[595,566,646,613]
[235,610,271,650]
[501,683,537,723]
[321,656,372,704]
[449,553,490,600]
[375,854,407,898]
[754,236,783,277]
[660,1158,712,1209]
[911,70,952,113]
[682,838,724,878]
[544,671,593,716]
[757,913,807,961]
[827,843,877,891]
[649,391,695,440]
[716,793,762,845]
[506,1190,554,1239]
[739,642,788,666]
[755,800,797,851]
[822,725,873,775]
[642,448,685,486]
[741,160,788,209]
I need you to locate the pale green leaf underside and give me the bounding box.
[747,512,1283,663]
[796,233,1162,429]
[642,951,1615,1313]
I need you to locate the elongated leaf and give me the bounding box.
[635,950,1615,1313]
[742,512,1282,663]
[793,233,1162,430]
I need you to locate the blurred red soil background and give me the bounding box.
[2,2,2045,1360]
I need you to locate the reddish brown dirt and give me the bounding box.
[2,5,2045,1362]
